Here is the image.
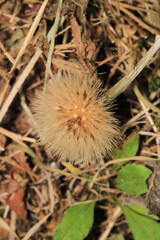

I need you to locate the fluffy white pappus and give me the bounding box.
[31,73,121,165]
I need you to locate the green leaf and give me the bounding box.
[54,203,95,240]
[116,163,152,195]
[149,75,160,92]
[113,132,139,169]
[121,204,160,240]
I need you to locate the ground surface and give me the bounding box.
[0,1,160,240]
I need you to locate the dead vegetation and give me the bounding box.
[0,0,160,239]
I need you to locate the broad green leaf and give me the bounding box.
[121,204,160,240]
[54,203,95,240]
[113,132,139,169]
[116,163,152,195]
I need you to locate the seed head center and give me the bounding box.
[66,105,89,133]
[74,108,86,124]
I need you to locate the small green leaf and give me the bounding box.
[126,204,159,220]
[54,203,95,240]
[116,163,152,195]
[149,75,160,92]
[121,204,160,240]
[113,132,139,169]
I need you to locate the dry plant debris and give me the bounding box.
[0,0,160,239]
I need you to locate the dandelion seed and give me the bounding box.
[31,73,121,165]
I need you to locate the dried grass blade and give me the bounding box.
[0,217,20,240]
[0,49,42,123]
[90,156,160,189]
[0,68,10,106]
[7,144,71,176]
[119,6,157,34]
[9,0,48,74]
[22,213,51,240]
[133,84,160,115]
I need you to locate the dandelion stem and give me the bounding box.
[45,0,63,88]
[107,35,160,100]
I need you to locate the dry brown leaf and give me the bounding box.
[0,226,8,240]
[0,133,6,150]
[6,187,27,219]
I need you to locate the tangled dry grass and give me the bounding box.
[0,0,160,239]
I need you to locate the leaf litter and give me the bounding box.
[0,0,160,239]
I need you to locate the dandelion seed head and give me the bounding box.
[31,73,121,165]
